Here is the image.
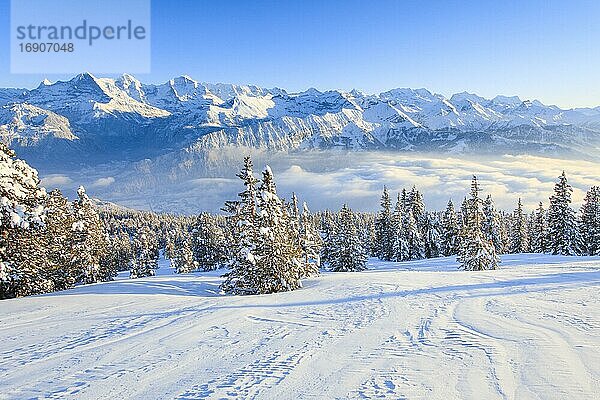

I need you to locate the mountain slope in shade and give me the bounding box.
[1,73,599,172]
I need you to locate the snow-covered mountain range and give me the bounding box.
[2,72,600,169]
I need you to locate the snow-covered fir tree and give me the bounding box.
[410,186,430,256]
[498,210,511,253]
[173,238,197,274]
[387,187,427,262]
[457,176,499,271]
[399,189,410,211]
[221,160,305,294]
[319,210,336,265]
[43,189,78,291]
[0,144,48,299]
[1,219,49,298]
[366,221,377,257]
[353,212,375,258]
[221,156,260,294]
[130,225,159,278]
[71,186,110,284]
[252,166,304,293]
[482,195,504,254]
[374,187,394,261]
[529,201,548,253]
[509,198,529,254]
[459,197,469,234]
[422,212,442,259]
[289,192,301,240]
[192,213,227,271]
[102,229,133,275]
[580,186,600,255]
[299,202,323,277]
[164,229,178,261]
[391,192,406,261]
[408,186,425,222]
[546,172,581,255]
[329,204,367,272]
[402,208,424,261]
[440,200,460,256]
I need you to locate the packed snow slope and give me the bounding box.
[1,254,599,400]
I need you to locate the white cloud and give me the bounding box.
[40,174,73,188]
[267,152,600,212]
[190,177,237,186]
[95,151,600,214]
[92,177,115,187]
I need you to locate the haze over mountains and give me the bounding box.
[1,73,599,212]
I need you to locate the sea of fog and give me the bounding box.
[37,151,600,214]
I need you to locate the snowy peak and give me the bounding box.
[26,73,170,120]
[492,94,522,106]
[3,73,600,163]
[115,73,145,101]
[0,103,77,144]
[168,75,201,100]
[13,73,599,132]
[450,91,488,104]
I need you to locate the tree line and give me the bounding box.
[1,143,599,298]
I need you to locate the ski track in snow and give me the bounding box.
[0,254,599,400]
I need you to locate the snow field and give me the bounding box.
[0,254,599,399]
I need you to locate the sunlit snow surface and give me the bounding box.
[1,254,599,399]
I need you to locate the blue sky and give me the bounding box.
[1,0,599,108]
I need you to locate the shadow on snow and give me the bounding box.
[47,268,600,313]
